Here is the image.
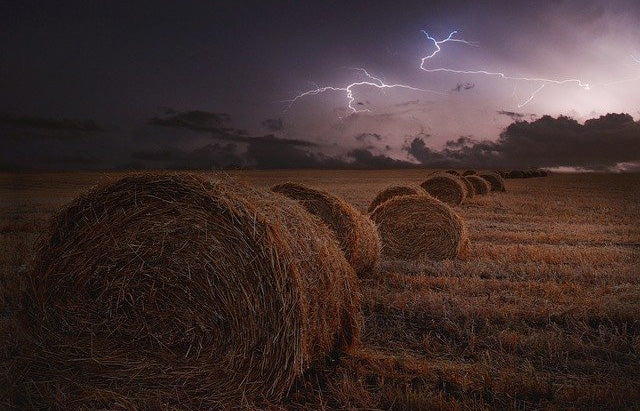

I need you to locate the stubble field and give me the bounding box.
[1,170,639,409]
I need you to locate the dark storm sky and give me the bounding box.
[1,0,640,171]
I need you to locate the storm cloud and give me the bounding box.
[405,113,640,170]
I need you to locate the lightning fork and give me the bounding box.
[284,67,444,113]
[420,29,591,108]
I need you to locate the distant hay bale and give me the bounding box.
[497,170,508,178]
[465,175,490,195]
[462,170,476,176]
[508,170,525,179]
[367,185,421,213]
[540,170,549,177]
[420,173,466,206]
[370,194,469,260]
[445,169,460,176]
[458,175,475,199]
[272,182,380,276]
[16,174,361,408]
[478,171,506,192]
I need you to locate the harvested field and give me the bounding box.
[2,170,640,409]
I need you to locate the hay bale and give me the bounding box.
[508,170,525,179]
[271,182,380,276]
[445,169,460,176]
[465,175,490,195]
[16,174,361,408]
[420,174,466,206]
[370,195,469,260]
[367,185,421,213]
[462,170,476,176]
[478,171,506,192]
[458,175,475,199]
[497,170,508,178]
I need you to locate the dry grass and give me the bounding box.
[1,170,639,409]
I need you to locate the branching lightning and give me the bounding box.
[286,30,639,114]
[419,30,591,107]
[284,67,444,113]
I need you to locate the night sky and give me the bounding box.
[1,0,639,171]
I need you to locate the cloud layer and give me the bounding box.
[2,110,639,171]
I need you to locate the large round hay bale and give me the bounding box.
[370,195,469,260]
[271,182,380,276]
[508,170,525,179]
[367,185,421,213]
[478,171,506,192]
[16,174,361,408]
[462,169,476,176]
[420,173,466,206]
[445,169,460,176]
[465,175,490,195]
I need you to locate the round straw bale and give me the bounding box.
[462,169,476,176]
[16,174,361,408]
[497,170,508,178]
[445,169,460,176]
[478,171,506,192]
[508,170,525,179]
[465,175,490,195]
[367,185,421,213]
[271,182,380,276]
[458,175,475,199]
[420,173,466,206]
[370,195,469,260]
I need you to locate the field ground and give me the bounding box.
[1,170,640,409]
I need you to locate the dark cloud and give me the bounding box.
[404,134,446,166]
[245,140,340,169]
[131,143,241,169]
[346,149,414,169]
[0,112,104,132]
[149,110,315,147]
[445,136,477,149]
[452,83,475,92]
[355,132,383,142]
[497,110,525,120]
[405,113,640,170]
[148,110,235,133]
[261,118,284,132]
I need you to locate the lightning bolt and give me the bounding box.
[516,84,545,108]
[420,30,591,107]
[284,67,444,113]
